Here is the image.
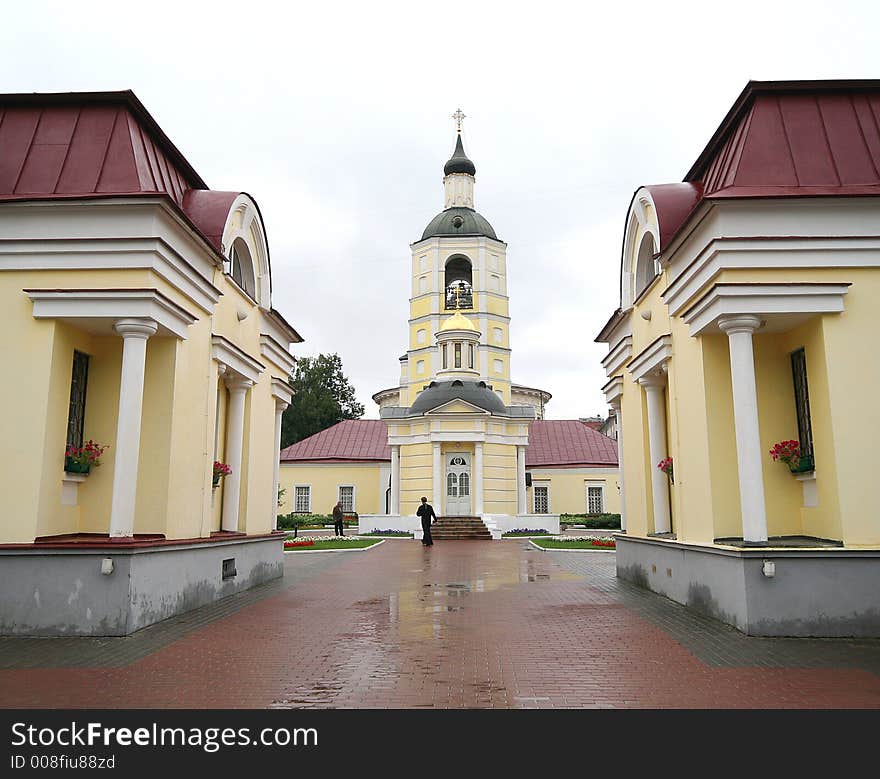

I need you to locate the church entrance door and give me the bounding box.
[445,452,471,516]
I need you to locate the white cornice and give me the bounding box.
[25,288,197,338]
[682,283,851,336]
[601,335,633,377]
[627,335,673,383]
[602,375,624,405]
[211,335,265,382]
[271,377,293,405]
[663,235,880,316]
[260,333,295,375]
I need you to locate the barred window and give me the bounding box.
[66,351,90,449]
[339,486,354,513]
[534,486,549,514]
[791,348,814,468]
[587,485,604,514]
[294,486,311,513]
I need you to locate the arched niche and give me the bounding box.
[221,193,271,309]
[444,254,472,309]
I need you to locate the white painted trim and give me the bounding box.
[271,377,293,405]
[211,335,265,382]
[602,375,624,404]
[602,335,633,376]
[26,288,195,338]
[293,484,312,514]
[532,483,551,515]
[585,482,605,514]
[260,334,295,375]
[338,484,357,513]
[424,399,491,416]
[627,335,673,383]
[683,283,850,336]
[220,194,271,310]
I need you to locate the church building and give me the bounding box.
[598,80,880,637]
[0,90,301,635]
[280,116,619,536]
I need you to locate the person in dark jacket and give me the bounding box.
[332,501,344,536]
[416,496,437,546]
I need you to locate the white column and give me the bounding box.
[719,315,768,544]
[516,445,527,515]
[109,318,158,537]
[474,442,484,515]
[221,376,253,533]
[611,401,626,532]
[639,374,671,534]
[271,399,287,530]
[432,443,443,516]
[390,445,400,515]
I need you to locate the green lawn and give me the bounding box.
[284,538,383,551]
[530,537,615,550]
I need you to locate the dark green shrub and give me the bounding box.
[559,513,621,529]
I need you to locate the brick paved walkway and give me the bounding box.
[1,540,879,708]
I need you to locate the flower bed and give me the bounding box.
[363,529,413,537]
[531,536,616,551]
[502,528,552,537]
[283,535,383,551]
[283,540,315,549]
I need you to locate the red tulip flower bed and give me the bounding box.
[284,540,315,549]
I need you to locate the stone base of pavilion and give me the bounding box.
[616,534,880,637]
[358,514,561,539]
[0,531,285,636]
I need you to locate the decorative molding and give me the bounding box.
[602,335,633,377]
[682,283,850,336]
[260,333,295,375]
[627,334,673,383]
[271,377,293,406]
[211,334,265,382]
[602,375,624,405]
[25,287,196,338]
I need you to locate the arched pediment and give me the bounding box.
[221,193,272,310]
[620,188,661,308]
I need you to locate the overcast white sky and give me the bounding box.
[3,1,877,418]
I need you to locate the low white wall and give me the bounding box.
[358,515,421,535]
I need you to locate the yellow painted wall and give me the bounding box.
[484,442,516,515]
[526,469,620,515]
[400,442,433,516]
[277,462,385,517]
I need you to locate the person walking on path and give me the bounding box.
[332,501,344,536]
[416,496,437,546]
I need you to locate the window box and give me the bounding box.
[788,455,814,474]
[64,458,91,475]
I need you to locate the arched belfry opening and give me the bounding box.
[445,254,473,309]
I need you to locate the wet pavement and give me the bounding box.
[1,540,879,708]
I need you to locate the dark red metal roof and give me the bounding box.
[525,420,618,468]
[640,81,880,252]
[279,418,619,468]
[280,420,391,462]
[0,91,247,256]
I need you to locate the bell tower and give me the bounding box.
[401,110,513,406]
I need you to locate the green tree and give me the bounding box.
[280,353,365,448]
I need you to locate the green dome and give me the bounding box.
[421,207,497,241]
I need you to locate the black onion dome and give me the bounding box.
[421,207,497,241]
[444,134,476,176]
[409,380,508,416]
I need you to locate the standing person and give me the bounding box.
[416,496,437,546]
[332,501,344,536]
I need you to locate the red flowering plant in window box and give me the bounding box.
[64,440,108,475]
[657,457,673,484]
[769,440,813,473]
[212,461,232,487]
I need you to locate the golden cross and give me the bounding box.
[452,108,466,133]
[454,284,462,309]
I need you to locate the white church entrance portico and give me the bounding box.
[445,452,472,516]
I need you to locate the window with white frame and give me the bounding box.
[294,485,311,513]
[338,485,355,512]
[586,483,604,514]
[534,485,549,514]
